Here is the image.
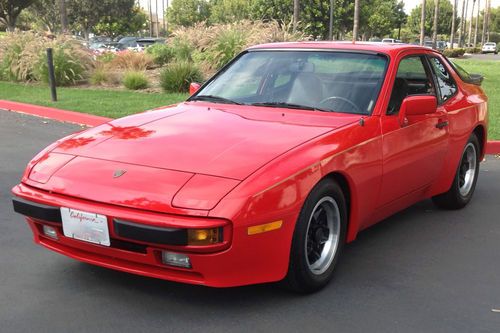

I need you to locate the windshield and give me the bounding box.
[192,50,388,115]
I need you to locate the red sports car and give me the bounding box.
[12,42,488,292]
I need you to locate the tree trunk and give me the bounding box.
[293,0,300,32]
[165,0,169,34]
[450,0,457,49]
[148,0,153,37]
[486,0,491,42]
[155,0,159,38]
[458,0,466,46]
[60,0,68,33]
[462,0,469,47]
[83,28,90,41]
[473,0,480,46]
[432,0,440,48]
[353,0,359,41]
[162,0,166,35]
[420,0,426,45]
[6,23,15,32]
[467,0,475,46]
[481,0,488,44]
[328,0,334,40]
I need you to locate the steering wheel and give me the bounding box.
[318,96,361,114]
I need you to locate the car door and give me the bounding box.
[377,53,450,208]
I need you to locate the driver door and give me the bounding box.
[377,54,449,208]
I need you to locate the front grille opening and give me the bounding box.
[33,221,148,254]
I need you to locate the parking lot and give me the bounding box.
[1,109,499,332]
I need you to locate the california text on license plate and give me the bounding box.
[60,207,110,246]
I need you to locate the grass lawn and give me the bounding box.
[0,81,188,118]
[453,59,499,140]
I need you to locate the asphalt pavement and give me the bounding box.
[1,109,499,333]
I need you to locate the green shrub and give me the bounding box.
[205,28,247,70]
[36,46,87,86]
[465,47,481,54]
[123,71,148,90]
[90,67,108,85]
[171,38,195,62]
[0,31,92,85]
[0,31,44,82]
[145,43,174,66]
[160,61,203,93]
[443,48,466,58]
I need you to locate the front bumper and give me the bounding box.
[12,183,293,287]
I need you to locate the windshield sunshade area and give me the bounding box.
[192,50,388,115]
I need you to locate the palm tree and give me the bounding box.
[293,0,300,32]
[486,0,491,42]
[148,0,153,37]
[60,0,68,33]
[432,0,440,48]
[481,0,488,44]
[450,0,457,49]
[328,0,334,40]
[353,0,359,41]
[155,0,159,37]
[467,0,475,46]
[463,0,469,45]
[420,0,426,45]
[473,0,480,46]
[458,0,466,46]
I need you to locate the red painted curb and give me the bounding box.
[486,141,500,155]
[0,100,111,127]
[1,99,499,154]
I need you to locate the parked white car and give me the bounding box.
[482,42,498,54]
[381,38,403,43]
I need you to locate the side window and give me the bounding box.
[387,56,434,115]
[428,57,457,102]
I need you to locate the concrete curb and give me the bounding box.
[0,100,111,127]
[1,99,499,154]
[486,141,500,155]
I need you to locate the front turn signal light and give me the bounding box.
[187,228,221,246]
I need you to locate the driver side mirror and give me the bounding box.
[398,95,437,127]
[189,82,201,96]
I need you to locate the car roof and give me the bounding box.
[249,41,437,56]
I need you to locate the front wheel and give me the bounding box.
[432,133,480,209]
[284,179,347,293]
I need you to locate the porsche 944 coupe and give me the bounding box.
[12,42,488,292]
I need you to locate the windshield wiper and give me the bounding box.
[251,102,330,112]
[191,95,243,105]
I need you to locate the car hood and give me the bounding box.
[51,103,358,179]
[26,103,360,213]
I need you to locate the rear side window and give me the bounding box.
[428,57,457,102]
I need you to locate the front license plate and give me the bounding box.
[61,207,110,246]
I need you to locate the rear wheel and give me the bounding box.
[284,179,347,293]
[432,133,480,209]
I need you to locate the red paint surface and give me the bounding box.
[11,43,493,287]
[0,100,111,127]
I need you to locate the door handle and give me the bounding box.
[436,120,449,129]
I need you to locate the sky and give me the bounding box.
[403,0,500,14]
[139,0,500,15]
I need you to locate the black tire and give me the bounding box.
[284,179,347,293]
[432,133,480,210]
